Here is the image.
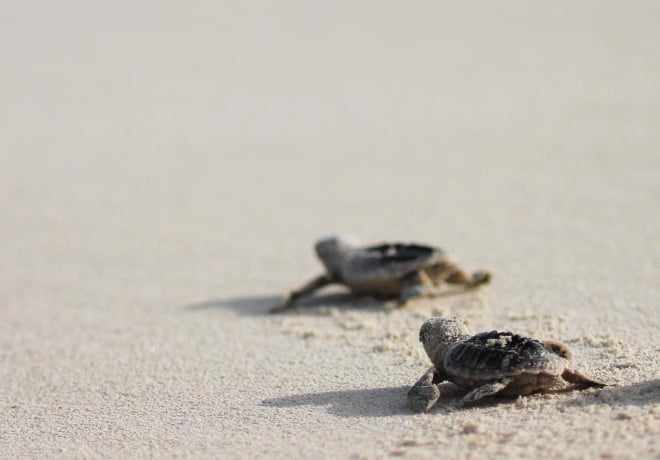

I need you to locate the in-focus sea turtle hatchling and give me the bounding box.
[270,235,491,313]
[408,317,606,412]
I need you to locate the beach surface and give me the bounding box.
[1,1,659,458]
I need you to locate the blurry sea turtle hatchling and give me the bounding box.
[408,317,606,412]
[270,235,491,313]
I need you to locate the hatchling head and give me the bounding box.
[314,235,360,277]
[419,317,471,367]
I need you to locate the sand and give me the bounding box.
[1,1,659,458]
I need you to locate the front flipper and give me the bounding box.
[408,367,443,413]
[270,274,333,314]
[462,378,513,404]
[398,271,435,308]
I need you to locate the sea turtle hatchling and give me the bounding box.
[270,236,491,313]
[408,317,606,412]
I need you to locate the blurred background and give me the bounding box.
[2,0,659,335]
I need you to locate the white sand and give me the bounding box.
[1,1,659,458]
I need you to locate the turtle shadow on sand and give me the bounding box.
[561,379,660,408]
[183,287,481,317]
[261,386,413,418]
[183,292,381,316]
[261,383,523,417]
[183,294,281,315]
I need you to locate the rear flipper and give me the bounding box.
[561,369,607,389]
[462,377,513,404]
[408,367,442,413]
[467,270,492,287]
[446,268,492,288]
